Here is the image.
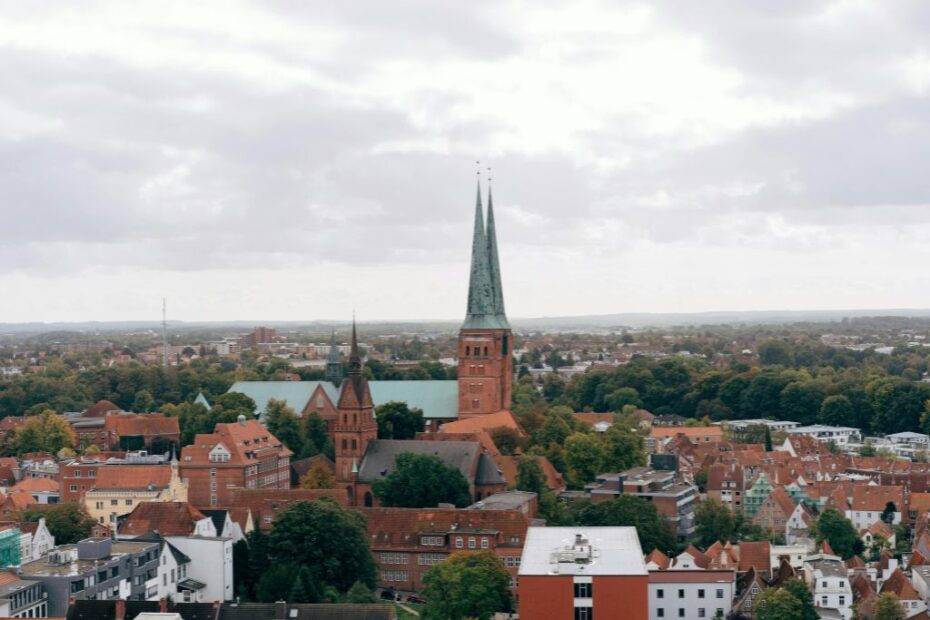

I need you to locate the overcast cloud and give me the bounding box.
[2,1,930,323]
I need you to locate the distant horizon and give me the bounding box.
[6,306,930,333]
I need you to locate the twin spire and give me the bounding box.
[464,178,509,330]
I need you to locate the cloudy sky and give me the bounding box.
[3,1,930,323]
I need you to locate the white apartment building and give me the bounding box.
[165,536,234,603]
[648,570,736,620]
[787,425,861,446]
[803,555,853,620]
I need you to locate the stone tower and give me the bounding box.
[333,319,377,492]
[457,181,513,418]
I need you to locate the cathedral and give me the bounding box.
[228,179,515,506]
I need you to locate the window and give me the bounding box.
[574,582,592,598]
[822,596,828,606]
[96,502,103,510]
[716,589,723,599]
[468,538,476,549]
[716,609,723,618]
[98,570,107,583]
[110,499,118,506]
[678,609,685,618]
[574,608,592,620]
[822,581,827,588]
[658,610,665,618]
[125,499,132,505]
[455,537,463,549]
[421,536,444,546]
[698,610,706,618]
[210,468,216,477]
[657,589,664,599]
[381,570,408,582]
[678,589,684,599]
[481,538,489,549]
[698,589,705,599]
[380,552,409,565]
[110,567,118,579]
[163,574,167,586]
[70,484,77,492]
[839,596,845,606]
[418,553,446,566]
[171,568,175,583]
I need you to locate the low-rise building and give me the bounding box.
[0,571,47,618]
[519,527,648,620]
[786,425,861,446]
[803,553,853,620]
[164,535,234,603]
[648,569,736,620]
[21,537,161,616]
[84,461,188,526]
[588,467,698,539]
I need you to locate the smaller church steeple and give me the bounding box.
[325,329,343,386]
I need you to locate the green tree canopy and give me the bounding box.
[375,401,425,440]
[19,503,95,545]
[515,454,547,497]
[421,551,513,620]
[782,577,818,620]
[577,495,676,554]
[13,410,76,455]
[872,592,905,620]
[694,498,736,547]
[564,432,606,487]
[267,499,377,592]
[819,394,854,426]
[374,453,472,508]
[756,588,804,620]
[265,399,302,455]
[813,508,862,560]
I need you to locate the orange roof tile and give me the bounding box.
[652,427,724,439]
[119,502,207,537]
[882,568,921,601]
[738,541,771,573]
[441,411,523,436]
[104,414,180,438]
[93,465,171,490]
[11,478,59,494]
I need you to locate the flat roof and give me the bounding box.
[518,527,647,577]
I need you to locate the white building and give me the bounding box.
[648,570,736,620]
[165,536,233,603]
[770,543,812,571]
[803,554,853,620]
[887,432,930,445]
[724,419,800,433]
[787,425,861,446]
[20,518,55,562]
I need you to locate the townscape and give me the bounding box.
[2,183,930,620]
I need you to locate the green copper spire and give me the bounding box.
[486,182,507,322]
[463,178,509,330]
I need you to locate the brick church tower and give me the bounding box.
[333,319,377,496]
[457,181,513,419]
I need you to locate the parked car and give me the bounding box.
[379,588,398,601]
[406,595,427,604]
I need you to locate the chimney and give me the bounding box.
[159,597,168,613]
[275,600,287,620]
[115,598,126,620]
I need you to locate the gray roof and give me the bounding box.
[357,440,505,485]
[519,527,647,577]
[228,380,459,420]
[463,181,509,330]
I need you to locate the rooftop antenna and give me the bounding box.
[162,298,168,368]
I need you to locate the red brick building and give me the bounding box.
[365,505,530,592]
[519,527,649,620]
[457,183,513,419]
[179,418,292,508]
[104,414,180,451]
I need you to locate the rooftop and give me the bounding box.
[519,527,647,577]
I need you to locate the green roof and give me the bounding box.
[227,380,459,420]
[228,381,339,418]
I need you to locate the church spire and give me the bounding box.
[325,329,343,385]
[486,177,506,320]
[348,315,361,375]
[463,173,509,330]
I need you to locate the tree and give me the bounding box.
[813,508,862,559]
[764,426,773,452]
[374,453,471,508]
[132,389,155,413]
[265,399,303,455]
[577,495,676,554]
[782,578,818,620]
[246,528,271,597]
[881,502,897,525]
[756,588,803,620]
[515,454,547,497]
[422,551,513,620]
[489,426,524,456]
[19,503,95,544]
[605,387,641,411]
[267,499,377,592]
[872,592,905,620]
[288,565,321,603]
[779,382,826,425]
[873,379,930,435]
[694,498,736,547]
[564,432,606,488]
[256,563,297,603]
[346,580,376,604]
[375,401,425,440]
[300,412,330,458]
[601,425,645,472]
[13,410,76,455]
[233,538,252,599]
[758,340,794,367]
[819,395,854,426]
[299,460,335,489]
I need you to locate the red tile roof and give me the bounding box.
[881,568,921,601]
[645,548,670,569]
[83,400,123,418]
[93,465,171,490]
[182,419,293,466]
[441,411,523,436]
[104,414,180,438]
[119,501,207,537]
[738,541,771,573]
[851,486,905,512]
[11,478,59,494]
[364,506,530,548]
